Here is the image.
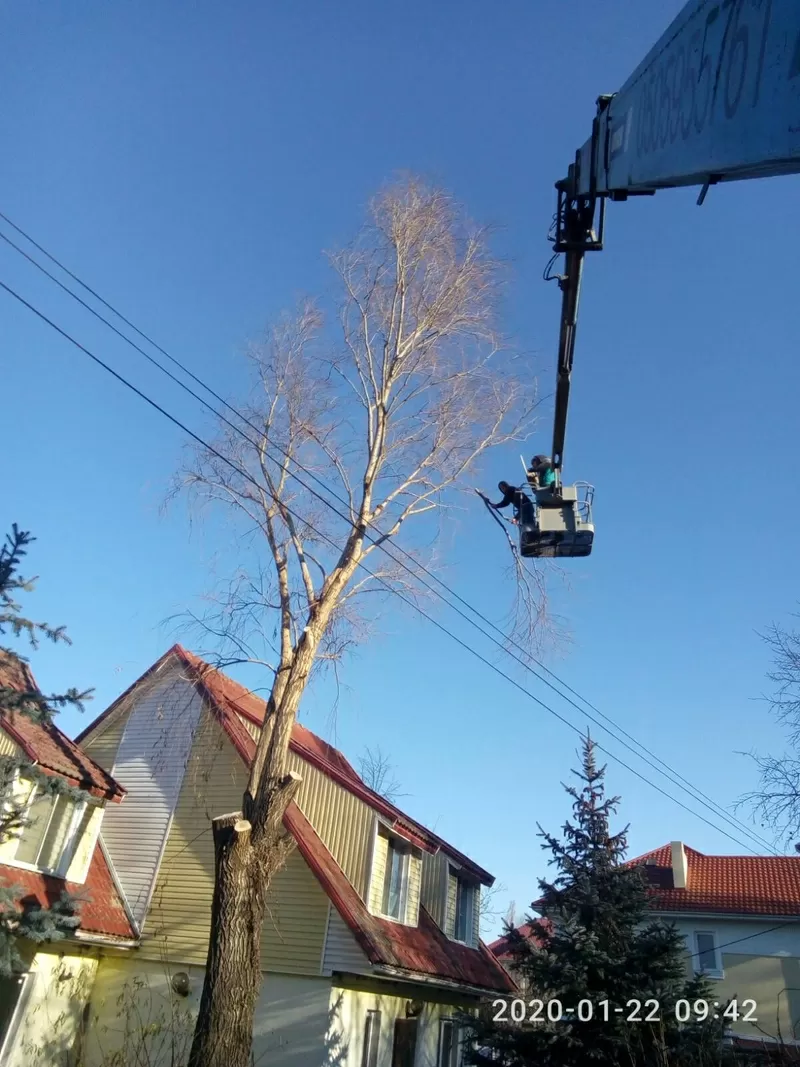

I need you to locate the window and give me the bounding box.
[454,877,475,944]
[382,840,409,921]
[11,782,89,876]
[438,1019,462,1067]
[694,931,723,978]
[362,1010,381,1067]
[0,974,28,1060]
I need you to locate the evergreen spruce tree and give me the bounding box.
[0,525,91,975]
[470,736,733,1067]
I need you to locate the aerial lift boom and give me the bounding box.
[550,0,800,479]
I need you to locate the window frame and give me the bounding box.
[0,972,32,1062]
[437,1018,462,1067]
[381,838,410,922]
[362,1009,381,1067]
[453,876,475,945]
[7,775,90,878]
[693,930,723,979]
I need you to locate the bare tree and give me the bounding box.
[478,879,508,938]
[357,746,406,803]
[177,178,544,1067]
[741,616,800,847]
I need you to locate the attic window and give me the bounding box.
[448,868,478,946]
[454,877,475,943]
[11,781,91,878]
[382,839,410,921]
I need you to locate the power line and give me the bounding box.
[0,214,778,857]
[0,277,775,857]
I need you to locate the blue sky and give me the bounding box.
[3,0,799,936]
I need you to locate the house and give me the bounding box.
[490,840,800,1047]
[0,652,136,1067]
[66,644,513,1067]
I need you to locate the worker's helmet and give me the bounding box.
[498,480,512,493]
[531,455,552,470]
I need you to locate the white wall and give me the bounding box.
[4,947,98,1067]
[332,985,467,1067]
[101,662,204,927]
[664,915,800,960]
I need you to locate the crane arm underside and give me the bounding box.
[575,0,800,198]
[550,0,800,472]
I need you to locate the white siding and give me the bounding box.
[322,906,372,976]
[100,663,203,927]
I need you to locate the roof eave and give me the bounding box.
[72,930,140,949]
[371,963,511,997]
[651,907,800,922]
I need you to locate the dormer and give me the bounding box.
[0,771,99,882]
[367,820,423,925]
[445,862,480,947]
[0,656,126,887]
[420,848,486,948]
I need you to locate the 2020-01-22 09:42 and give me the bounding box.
[491,998,757,1024]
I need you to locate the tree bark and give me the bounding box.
[186,810,275,1062]
[189,769,302,1067]
[188,813,264,1067]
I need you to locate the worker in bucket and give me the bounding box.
[528,455,556,500]
[491,481,535,527]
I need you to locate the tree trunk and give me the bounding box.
[189,624,334,1067]
[188,813,265,1067]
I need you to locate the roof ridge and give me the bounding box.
[171,649,495,881]
[78,646,495,883]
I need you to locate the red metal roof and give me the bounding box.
[492,845,800,957]
[0,653,124,802]
[286,803,514,993]
[79,646,493,881]
[488,919,550,960]
[634,843,800,917]
[0,845,135,940]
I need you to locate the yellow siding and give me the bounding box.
[406,851,422,925]
[288,750,374,897]
[65,802,104,884]
[369,829,389,914]
[0,728,22,758]
[421,850,448,927]
[719,953,800,1040]
[445,869,457,937]
[0,775,35,861]
[367,827,422,926]
[232,713,376,899]
[471,884,481,946]
[81,706,131,774]
[236,712,260,742]
[143,709,329,975]
[85,954,333,1067]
